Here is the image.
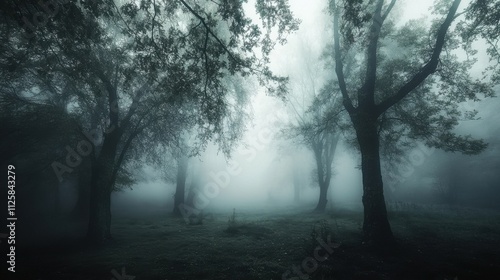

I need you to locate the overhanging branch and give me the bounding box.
[178,0,237,62]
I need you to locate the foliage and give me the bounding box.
[0,0,300,187]
[459,0,500,84]
[304,219,335,254]
[328,0,494,163]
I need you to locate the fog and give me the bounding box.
[104,0,499,218]
[2,0,500,279]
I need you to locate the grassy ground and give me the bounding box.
[12,204,500,280]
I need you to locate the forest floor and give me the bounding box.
[12,204,500,280]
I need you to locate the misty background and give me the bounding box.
[1,0,499,279]
[95,0,500,217]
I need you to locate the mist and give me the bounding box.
[1,0,499,279]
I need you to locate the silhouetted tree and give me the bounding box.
[1,0,299,244]
[330,0,493,246]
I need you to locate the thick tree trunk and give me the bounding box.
[87,131,120,244]
[71,179,91,220]
[314,181,329,212]
[173,156,188,216]
[71,159,91,220]
[355,119,395,247]
[54,183,60,216]
[87,163,114,243]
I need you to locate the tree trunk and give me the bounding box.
[86,131,120,244]
[314,181,329,212]
[355,118,395,247]
[292,168,300,203]
[71,159,91,220]
[54,183,60,216]
[71,178,91,220]
[185,182,198,208]
[173,156,188,216]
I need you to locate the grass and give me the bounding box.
[13,205,500,279]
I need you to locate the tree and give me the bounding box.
[459,0,500,84]
[173,155,188,215]
[330,0,493,246]
[1,0,299,244]
[170,135,192,217]
[277,35,346,212]
[291,155,303,203]
[283,80,343,212]
[310,128,340,212]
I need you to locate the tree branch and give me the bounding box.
[381,0,397,22]
[360,0,385,107]
[110,129,140,189]
[375,0,461,116]
[332,0,355,114]
[121,82,154,130]
[93,59,120,128]
[178,0,237,62]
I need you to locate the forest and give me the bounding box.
[1,0,499,279]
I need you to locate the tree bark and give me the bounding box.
[314,181,329,212]
[173,156,188,216]
[86,130,121,244]
[71,159,91,220]
[54,183,60,216]
[354,116,395,246]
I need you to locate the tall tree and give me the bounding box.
[1,0,299,244]
[330,0,493,246]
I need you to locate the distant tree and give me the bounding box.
[283,80,344,212]
[173,155,189,215]
[170,135,192,217]
[330,0,494,246]
[291,155,303,203]
[279,36,347,212]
